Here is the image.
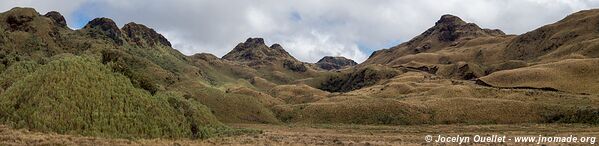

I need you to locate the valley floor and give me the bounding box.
[0,124,597,145]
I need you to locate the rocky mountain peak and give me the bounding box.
[83,17,123,45]
[43,11,66,28]
[401,14,505,49]
[435,14,467,26]
[245,37,265,46]
[426,14,504,42]
[84,17,119,32]
[122,22,171,47]
[222,38,308,71]
[270,43,283,49]
[223,37,295,62]
[316,56,358,70]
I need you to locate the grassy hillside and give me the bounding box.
[479,58,599,94]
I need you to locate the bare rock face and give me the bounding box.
[83,17,124,45]
[122,22,171,47]
[316,56,357,70]
[43,11,67,28]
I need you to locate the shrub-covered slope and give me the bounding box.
[0,56,221,138]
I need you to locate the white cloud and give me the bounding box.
[1,0,599,63]
[279,30,368,63]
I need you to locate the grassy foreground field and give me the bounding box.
[0,123,597,145]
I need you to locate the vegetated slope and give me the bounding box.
[169,80,281,124]
[356,9,599,95]
[283,10,599,125]
[220,38,322,84]
[0,7,272,138]
[318,64,400,92]
[503,9,599,62]
[475,9,599,94]
[362,14,508,67]
[0,56,221,138]
[353,14,516,82]
[478,58,599,94]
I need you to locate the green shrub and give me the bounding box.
[0,56,222,138]
[0,61,39,89]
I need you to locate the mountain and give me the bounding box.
[476,9,599,94]
[338,9,599,97]
[0,6,598,143]
[223,38,294,62]
[222,38,310,72]
[316,56,357,70]
[297,10,599,126]
[362,14,507,66]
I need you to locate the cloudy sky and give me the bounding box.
[2,0,599,63]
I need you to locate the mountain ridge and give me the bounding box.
[0,6,598,142]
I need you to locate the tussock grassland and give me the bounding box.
[479,58,599,94]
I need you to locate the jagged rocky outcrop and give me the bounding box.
[404,14,505,50]
[222,38,310,72]
[122,22,171,47]
[223,38,296,62]
[43,11,66,28]
[316,56,357,70]
[83,17,124,45]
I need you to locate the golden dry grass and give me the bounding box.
[479,58,599,94]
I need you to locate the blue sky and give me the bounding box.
[2,0,599,63]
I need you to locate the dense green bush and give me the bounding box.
[0,61,39,89]
[0,56,223,138]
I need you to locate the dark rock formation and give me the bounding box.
[319,65,399,92]
[412,14,505,44]
[223,38,296,62]
[84,17,123,45]
[222,38,310,72]
[283,59,307,72]
[43,11,67,28]
[122,22,171,47]
[316,56,357,70]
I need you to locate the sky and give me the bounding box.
[1,0,599,63]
